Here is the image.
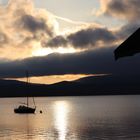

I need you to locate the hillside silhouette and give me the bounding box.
[0,74,140,97]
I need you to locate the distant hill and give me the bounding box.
[0,74,140,97]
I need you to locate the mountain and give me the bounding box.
[0,74,140,97]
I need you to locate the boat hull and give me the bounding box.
[14,106,36,114]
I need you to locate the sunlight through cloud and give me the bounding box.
[32,43,81,57]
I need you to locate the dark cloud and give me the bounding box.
[68,28,116,48]
[46,27,116,49]
[0,47,140,78]
[101,0,140,21]
[18,14,53,37]
[46,35,67,47]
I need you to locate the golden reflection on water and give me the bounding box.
[54,101,70,140]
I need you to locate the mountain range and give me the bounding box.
[0,74,140,97]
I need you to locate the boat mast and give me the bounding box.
[26,71,29,107]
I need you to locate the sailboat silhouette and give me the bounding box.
[14,71,36,114]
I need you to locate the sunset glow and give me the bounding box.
[0,0,140,139]
[0,0,138,84]
[32,46,79,57]
[6,74,95,84]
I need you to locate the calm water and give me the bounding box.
[0,96,140,140]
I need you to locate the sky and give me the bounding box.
[0,0,140,84]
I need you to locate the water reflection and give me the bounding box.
[53,101,69,140]
[1,96,140,139]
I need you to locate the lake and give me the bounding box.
[0,95,140,140]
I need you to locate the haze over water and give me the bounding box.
[0,95,140,140]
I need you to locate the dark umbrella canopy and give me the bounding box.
[114,28,140,60]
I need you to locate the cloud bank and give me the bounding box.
[0,47,140,78]
[0,0,139,60]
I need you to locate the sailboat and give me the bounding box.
[14,71,36,114]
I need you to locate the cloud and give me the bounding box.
[1,0,136,61]
[95,0,140,46]
[98,0,140,21]
[46,27,116,49]
[46,35,68,47]
[17,14,53,37]
[0,0,139,71]
[68,27,116,48]
[0,0,57,59]
[0,47,140,78]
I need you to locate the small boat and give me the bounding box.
[14,71,36,114]
[14,105,36,113]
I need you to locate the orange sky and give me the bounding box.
[6,74,95,84]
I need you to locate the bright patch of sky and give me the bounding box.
[0,0,8,5]
[0,0,125,29]
[34,0,125,28]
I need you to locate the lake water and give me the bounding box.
[0,95,140,140]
